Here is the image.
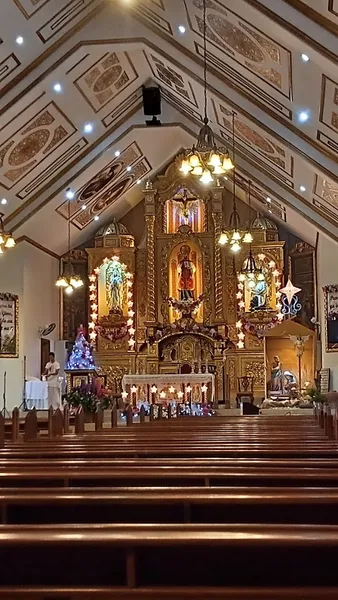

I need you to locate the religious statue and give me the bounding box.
[177,245,196,301]
[270,355,283,392]
[250,278,268,311]
[289,335,309,357]
[106,259,124,316]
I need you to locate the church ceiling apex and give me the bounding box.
[0,100,77,191]
[74,51,138,113]
[56,141,151,230]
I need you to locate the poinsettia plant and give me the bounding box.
[64,379,114,413]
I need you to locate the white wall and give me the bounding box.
[0,242,59,410]
[317,234,338,390]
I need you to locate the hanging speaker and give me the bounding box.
[142,86,161,116]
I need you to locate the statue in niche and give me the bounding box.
[106,259,124,317]
[177,245,196,301]
[250,278,268,311]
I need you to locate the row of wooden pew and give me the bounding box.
[0,407,337,598]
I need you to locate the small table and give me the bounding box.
[25,380,48,410]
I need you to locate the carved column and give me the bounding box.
[211,183,225,323]
[144,181,156,324]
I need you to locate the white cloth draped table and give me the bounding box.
[122,373,215,404]
[25,380,48,410]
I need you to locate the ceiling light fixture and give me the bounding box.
[179,0,233,183]
[0,213,15,251]
[301,53,310,62]
[298,111,309,123]
[53,83,62,93]
[84,123,93,133]
[137,179,142,184]
[16,36,24,45]
[94,215,99,221]
[55,199,83,293]
[266,197,271,203]
[178,25,186,33]
[65,189,75,200]
[300,185,306,192]
[114,150,120,157]
[218,113,248,252]
[126,166,132,172]
[81,204,87,210]
[1,199,7,205]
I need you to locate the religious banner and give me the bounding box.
[323,284,338,351]
[0,293,19,357]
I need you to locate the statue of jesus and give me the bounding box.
[177,245,196,301]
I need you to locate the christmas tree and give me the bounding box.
[66,325,95,370]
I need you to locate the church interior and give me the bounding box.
[0,0,338,597]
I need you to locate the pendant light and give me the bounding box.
[179,0,233,183]
[56,197,83,294]
[0,213,15,253]
[239,181,263,286]
[218,113,248,251]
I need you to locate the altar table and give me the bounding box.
[25,380,48,410]
[122,373,215,404]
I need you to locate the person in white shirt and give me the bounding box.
[43,352,61,409]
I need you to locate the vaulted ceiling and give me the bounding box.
[0,0,337,255]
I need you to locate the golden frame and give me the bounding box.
[0,293,19,358]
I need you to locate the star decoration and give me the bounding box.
[279,278,301,304]
[169,386,175,394]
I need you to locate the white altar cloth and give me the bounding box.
[25,380,48,410]
[122,373,215,404]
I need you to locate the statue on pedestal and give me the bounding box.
[270,355,283,392]
[106,259,124,318]
[178,245,196,301]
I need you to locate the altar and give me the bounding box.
[122,373,215,405]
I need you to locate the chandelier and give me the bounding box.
[0,213,15,253]
[238,249,264,289]
[179,0,234,183]
[218,116,250,252]
[56,197,83,294]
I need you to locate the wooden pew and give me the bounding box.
[1,486,338,526]
[0,524,337,588]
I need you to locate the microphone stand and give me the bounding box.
[1,371,10,418]
[19,355,27,411]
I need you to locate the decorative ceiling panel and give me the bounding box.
[1,0,103,91]
[313,174,338,222]
[74,51,138,113]
[56,142,151,229]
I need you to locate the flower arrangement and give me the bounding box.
[302,387,326,404]
[64,379,114,413]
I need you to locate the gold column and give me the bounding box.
[144,181,156,325]
[211,183,225,323]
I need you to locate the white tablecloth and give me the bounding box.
[25,380,48,410]
[122,373,215,404]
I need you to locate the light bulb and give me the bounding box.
[248,279,255,289]
[208,152,222,168]
[56,277,68,288]
[231,230,241,242]
[218,231,229,245]
[65,285,73,295]
[179,159,192,175]
[188,153,201,168]
[222,156,234,171]
[243,231,253,243]
[5,236,15,248]
[213,164,225,175]
[191,165,203,176]
[238,273,246,282]
[231,241,241,253]
[200,168,213,184]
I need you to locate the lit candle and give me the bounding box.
[151,384,157,405]
[201,383,208,404]
[131,385,137,407]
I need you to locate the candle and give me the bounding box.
[131,385,137,407]
[201,383,208,404]
[151,384,157,405]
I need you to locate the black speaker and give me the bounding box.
[242,402,259,415]
[142,86,161,116]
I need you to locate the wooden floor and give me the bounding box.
[0,409,337,598]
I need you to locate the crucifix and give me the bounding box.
[173,188,198,225]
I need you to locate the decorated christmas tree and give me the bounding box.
[66,325,95,370]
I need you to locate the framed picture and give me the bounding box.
[0,293,19,358]
[323,284,338,351]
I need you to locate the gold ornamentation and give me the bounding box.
[245,360,265,386]
[212,212,224,322]
[227,324,237,341]
[228,357,236,391]
[227,277,237,322]
[146,215,156,323]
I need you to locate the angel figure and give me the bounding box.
[289,335,309,358]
